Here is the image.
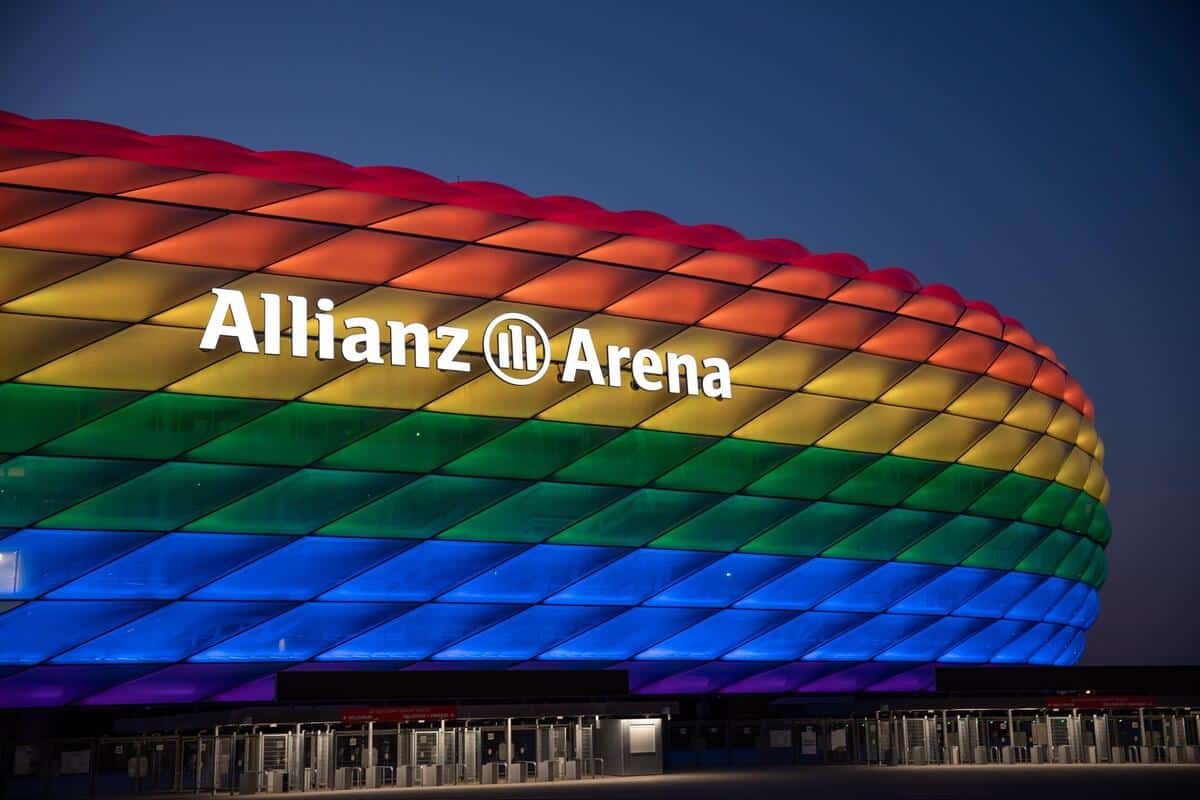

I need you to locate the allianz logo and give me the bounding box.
[200,288,733,399]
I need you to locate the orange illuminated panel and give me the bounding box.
[986,345,1040,386]
[0,198,219,257]
[605,275,743,324]
[926,330,1004,372]
[124,173,315,210]
[0,312,123,381]
[478,220,616,255]
[0,247,106,304]
[0,147,71,172]
[546,314,681,364]
[371,204,524,240]
[253,189,425,226]
[1031,360,1068,400]
[132,214,344,270]
[0,155,196,194]
[671,252,775,284]
[1063,376,1088,411]
[754,265,846,299]
[956,308,1004,337]
[1002,324,1037,350]
[783,304,892,349]
[896,294,962,324]
[389,246,563,298]
[699,290,820,337]
[0,185,85,230]
[578,235,699,270]
[265,229,459,284]
[501,260,655,311]
[828,279,909,311]
[153,273,367,331]
[859,317,953,361]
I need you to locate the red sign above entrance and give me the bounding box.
[340,705,459,723]
[1042,695,1155,709]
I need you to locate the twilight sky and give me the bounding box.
[2,0,1197,664]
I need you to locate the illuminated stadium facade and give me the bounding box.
[0,111,1110,709]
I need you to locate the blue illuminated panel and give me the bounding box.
[0,529,156,599]
[439,545,626,604]
[321,541,526,601]
[940,619,1031,663]
[1007,577,1073,621]
[540,607,713,660]
[804,614,930,661]
[1031,626,1078,665]
[637,609,794,660]
[546,549,718,605]
[724,611,867,661]
[319,604,515,661]
[1044,582,1090,624]
[876,616,989,661]
[190,603,403,662]
[817,563,944,612]
[735,558,877,610]
[991,622,1061,663]
[191,537,410,600]
[890,567,999,615]
[646,553,798,608]
[50,532,285,599]
[1070,590,1100,628]
[0,601,159,664]
[955,572,1046,618]
[435,605,621,660]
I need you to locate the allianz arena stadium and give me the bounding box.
[0,111,1109,707]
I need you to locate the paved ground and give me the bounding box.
[169,764,1200,800]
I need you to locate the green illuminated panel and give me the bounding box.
[1080,546,1107,586]
[0,384,141,453]
[1086,504,1111,544]
[1020,482,1080,528]
[187,402,402,466]
[1016,529,1079,575]
[40,462,289,531]
[740,502,881,556]
[0,455,153,527]
[555,429,716,487]
[649,495,803,551]
[745,448,876,499]
[896,515,1009,566]
[961,522,1047,570]
[902,464,1003,513]
[41,393,278,459]
[654,438,798,493]
[822,508,950,560]
[185,469,409,535]
[441,420,621,479]
[321,411,517,473]
[1060,492,1099,536]
[439,482,630,543]
[827,456,946,507]
[967,473,1050,519]
[318,474,524,539]
[549,488,720,548]
[1055,536,1098,582]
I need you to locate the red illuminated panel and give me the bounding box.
[956,308,1004,337]
[0,146,72,172]
[372,205,524,240]
[124,173,315,210]
[859,317,953,360]
[699,289,820,337]
[132,214,344,269]
[253,189,425,226]
[265,229,459,284]
[502,260,654,311]
[0,186,84,230]
[479,220,616,256]
[671,252,775,284]
[986,345,1040,386]
[1031,360,1068,400]
[0,197,219,256]
[0,155,196,194]
[828,279,909,311]
[783,304,892,349]
[389,246,563,298]
[896,293,963,324]
[605,274,743,324]
[579,236,699,270]
[927,330,1005,372]
[1063,376,1089,411]
[755,265,847,298]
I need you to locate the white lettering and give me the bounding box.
[701,356,733,399]
[387,321,431,368]
[666,352,700,396]
[200,288,258,352]
[436,325,471,372]
[562,328,605,385]
[342,317,384,364]
[631,349,664,391]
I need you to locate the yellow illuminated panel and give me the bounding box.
[168,343,359,400]
[19,324,236,390]
[303,356,484,409]
[957,424,1039,471]
[1003,389,1059,432]
[651,328,768,368]
[802,352,916,402]
[547,314,682,365]
[0,247,106,304]
[1047,403,1083,442]
[1075,418,1099,455]
[538,381,682,427]
[891,414,992,461]
[1056,447,1093,490]
[732,393,865,445]
[729,340,844,391]
[817,404,935,454]
[1084,461,1107,499]
[640,386,787,437]
[878,364,975,411]
[945,376,1024,421]
[304,286,483,342]
[426,371,586,419]
[3,259,229,322]
[153,274,369,330]
[1013,435,1074,480]
[0,312,123,381]
[443,300,589,357]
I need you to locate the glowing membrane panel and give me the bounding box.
[0,114,1109,705]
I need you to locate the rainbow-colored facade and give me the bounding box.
[0,112,1108,707]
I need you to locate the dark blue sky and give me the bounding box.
[3,1,1197,663]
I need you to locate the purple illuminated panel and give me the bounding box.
[80,663,280,705]
[0,665,156,708]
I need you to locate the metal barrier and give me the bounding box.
[1127,745,1141,763]
[376,765,395,786]
[584,756,605,778]
[989,746,1001,764]
[509,760,537,782]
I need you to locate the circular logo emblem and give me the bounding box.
[483,312,552,386]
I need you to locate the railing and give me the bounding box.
[584,757,605,778]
